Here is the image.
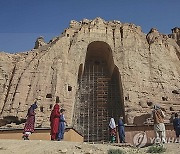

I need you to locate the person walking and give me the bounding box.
[22,102,38,140]
[57,109,67,141]
[152,105,166,144]
[50,103,60,140]
[173,113,180,140]
[109,118,116,143]
[118,116,125,143]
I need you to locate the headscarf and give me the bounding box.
[109,118,116,129]
[50,104,60,120]
[53,104,60,110]
[27,102,37,116]
[31,102,38,110]
[154,104,160,110]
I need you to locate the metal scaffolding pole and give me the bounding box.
[74,59,122,142]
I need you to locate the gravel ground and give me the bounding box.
[0,139,179,154]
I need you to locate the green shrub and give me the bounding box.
[108,149,124,154]
[147,145,166,153]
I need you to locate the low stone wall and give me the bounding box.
[0,124,178,147]
[0,127,83,142]
[122,124,178,147]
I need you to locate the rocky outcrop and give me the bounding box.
[0,18,180,128]
[34,36,47,49]
[170,27,180,46]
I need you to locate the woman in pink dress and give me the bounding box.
[22,102,38,140]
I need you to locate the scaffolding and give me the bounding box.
[74,60,122,142]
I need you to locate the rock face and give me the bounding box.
[0,18,180,138]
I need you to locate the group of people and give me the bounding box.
[22,101,180,145]
[22,101,67,141]
[109,117,125,143]
[50,103,67,141]
[109,104,180,145]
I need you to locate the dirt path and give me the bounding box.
[0,139,179,154]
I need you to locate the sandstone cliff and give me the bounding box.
[0,18,179,130]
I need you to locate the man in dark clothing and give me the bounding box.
[118,116,125,143]
[173,113,180,139]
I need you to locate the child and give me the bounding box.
[57,109,67,141]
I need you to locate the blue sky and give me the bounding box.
[0,0,179,53]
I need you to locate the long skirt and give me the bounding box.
[50,117,59,140]
[57,122,65,140]
[24,115,35,133]
[110,128,116,143]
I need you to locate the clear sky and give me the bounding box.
[0,0,179,53]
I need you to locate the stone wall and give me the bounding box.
[0,17,180,128]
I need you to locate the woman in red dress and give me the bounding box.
[50,103,60,140]
[22,102,38,140]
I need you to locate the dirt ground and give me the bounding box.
[0,139,179,154]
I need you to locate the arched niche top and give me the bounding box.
[86,41,115,76]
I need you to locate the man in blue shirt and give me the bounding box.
[118,116,125,143]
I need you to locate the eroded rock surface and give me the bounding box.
[0,17,180,128]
